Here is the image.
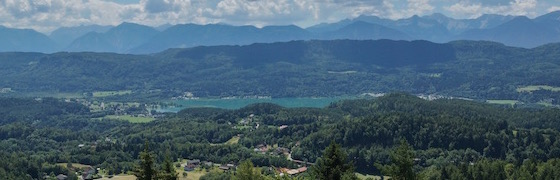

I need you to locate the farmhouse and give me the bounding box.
[278,125,288,130]
[254,144,269,153]
[187,159,201,166]
[219,164,230,170]
[275,147,290,155]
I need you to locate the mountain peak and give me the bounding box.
[535,10,560,22]
[424,13,450,20]
[115,22,150,29]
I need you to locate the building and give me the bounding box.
[187,159,201,166]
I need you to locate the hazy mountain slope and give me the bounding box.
[534,10,560,33]
[12,11,560,53]
[129,24,311,54]
[49,25,113,48]
[320,21,411,41]
[427,14,515,33]
[0,26,57,53]
[458,16,558,48]
[65,22,159,53]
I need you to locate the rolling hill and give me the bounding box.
[1,39,560,106]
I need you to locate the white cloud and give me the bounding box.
[0,0,556,33]
[445,0,538,18]
[406,0,435,16]
[548,6,560,12]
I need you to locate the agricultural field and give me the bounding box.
[93,90,132,97]
[104,115,154,123]
[486,100,520,106]
[516,85,560,93]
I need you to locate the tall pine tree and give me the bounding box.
[135,141,157,180]
[311,141,357,180]
[377,139,416,180]
[159,152,178,180]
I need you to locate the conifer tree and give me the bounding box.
[311,141,357,180]
[159,153,177,180]
[377,139,416,180]
[135,141,157,180]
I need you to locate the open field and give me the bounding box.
[56,163,92,169]
[517,85,560,93]
[99,175,136,180]
[104,115,154,123]
[486,100,520,106]
[181,169,208,180]
[210,136,240,146]
[18,92,84,99]
[356,173,388,180]
[225,136,240,145]
[93,90,132,97]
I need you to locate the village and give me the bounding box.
[55,105,316,180]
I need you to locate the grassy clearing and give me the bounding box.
[486,100,519,106]
[517,85,560,93]
[211,136,240,146]
[355,173,388,180]
[105,115,154,123]
[182,169,207,180]
[93,90,132,97]
[178,166,224,180]
[56,163,92,169]
[233,125,252,130]
[225,136,240,145]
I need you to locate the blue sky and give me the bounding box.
[0,0,558,33]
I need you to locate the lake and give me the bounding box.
[156,97,353,112]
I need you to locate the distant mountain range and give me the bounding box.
[2,11,560,53]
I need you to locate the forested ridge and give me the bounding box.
[3,93,560,179]
[2,40,560,105]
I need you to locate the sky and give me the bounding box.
[1,0,559,34]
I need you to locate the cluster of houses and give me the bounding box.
[171,91,199,100]
[253,144,290,156]
[182,159,237,172]
[65,98,163,118]
[181,158,308,176]
[47,166,98,180]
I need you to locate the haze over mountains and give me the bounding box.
[2,11,560,54]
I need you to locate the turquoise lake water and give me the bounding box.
[157,97,353,112]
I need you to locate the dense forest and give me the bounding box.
[1,40,560,105]
[3,93,560,179]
